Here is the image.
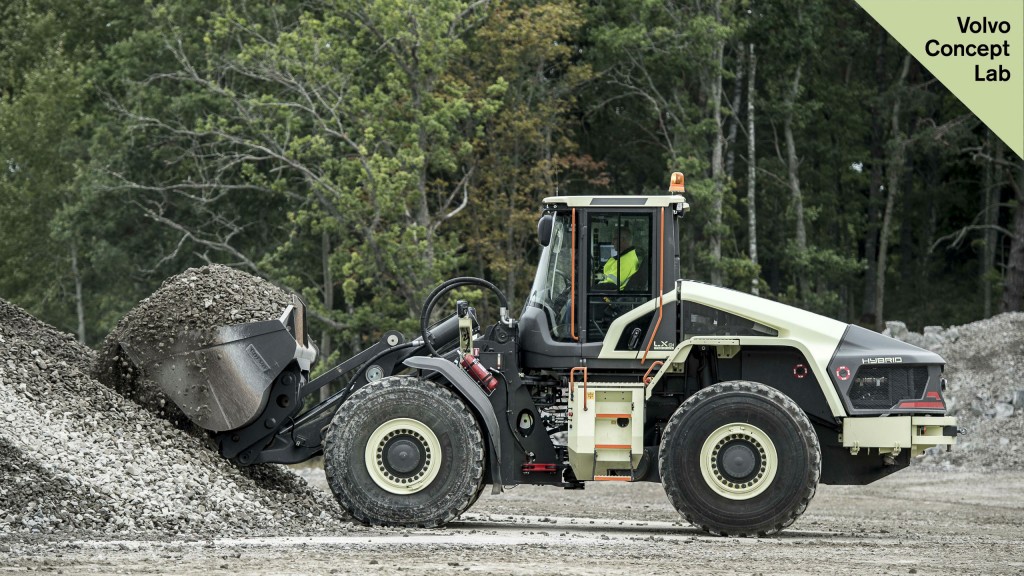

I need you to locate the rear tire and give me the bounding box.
[659,380,820,537]
[323,376,485,527]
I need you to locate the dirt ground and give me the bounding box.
[3,468,1021,576]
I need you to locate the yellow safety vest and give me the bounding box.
[603,248,639,289]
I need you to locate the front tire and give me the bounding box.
[323,376,485,527]
[659,381,820,537]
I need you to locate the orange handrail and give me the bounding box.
[641,207,665,364]
[571,208,578,342]
[643,361,664,386]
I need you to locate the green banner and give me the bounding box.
[856,0,1023,159]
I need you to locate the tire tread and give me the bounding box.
[322,376,485,528]
[658,380,821,537]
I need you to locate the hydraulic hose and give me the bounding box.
[419,277,510,357]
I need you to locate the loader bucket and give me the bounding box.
[121,301,317,433]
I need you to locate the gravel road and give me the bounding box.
[2,469,1021,575]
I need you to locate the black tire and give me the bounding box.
[322,376,485,527]
[466,478,487,510]
[658,380,820,537]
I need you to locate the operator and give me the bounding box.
[599,228,639,290]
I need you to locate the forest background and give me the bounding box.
[2,0,1023,375]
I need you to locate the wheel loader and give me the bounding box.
[123,172,958,537]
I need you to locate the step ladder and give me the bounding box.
[567,368,644,481]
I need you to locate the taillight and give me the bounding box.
[897,390,945,410]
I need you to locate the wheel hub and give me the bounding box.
[718,441,759,479]
[699,423,778,500]
[384,437,424,476]
[364,418,442,495]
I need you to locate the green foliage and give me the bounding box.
[457,0,596,308]
[0,0,1018,359]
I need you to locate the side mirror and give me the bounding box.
[537,214,553,247]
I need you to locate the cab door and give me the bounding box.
[582,211,654,344]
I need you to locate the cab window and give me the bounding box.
[526,213,573,340]
[586,213,652,341]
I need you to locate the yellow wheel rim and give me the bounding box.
[699,422,778,500]
[364,418,442,495]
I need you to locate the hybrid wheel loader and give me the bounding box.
[124,172,958,536]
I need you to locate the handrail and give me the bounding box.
[571,207,578,342]
[643,361,665,386]
[641,207,665,364]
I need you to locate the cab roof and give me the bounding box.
[542,194,688,209]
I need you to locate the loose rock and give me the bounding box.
[0,290,345,537]
[90,265,294,427]
[994,402,1014,419]
[889,312,1024,470]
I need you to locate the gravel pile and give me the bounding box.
[0,291,346,536]
[91,264,294,427]
[884,313,1024,470]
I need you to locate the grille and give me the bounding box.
[848,366,929,410]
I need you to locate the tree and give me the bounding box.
[114,0,502,360]
[582,0,747,285]
[873,54,911,330]
[0,0,1015,346]
[1001,156,1024,312]
[746,43,758,295]
[457,0,596,306]
[0,0,142,345]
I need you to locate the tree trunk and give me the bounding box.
[875,170,898,331]
[1002,156,1024,312]
[982,133,1000,317]
[746,43,758,296]
[862,158,883,325]
[861,28,888,326]
[782,63,807,300]
[874,55,911,330]
[70,238,86,345]
[725,44,744,182]
[320,229,334,402]
[784,63,806,255]
[709,1,725,286]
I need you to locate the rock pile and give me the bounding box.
[885,313,1024,469]
[91,265,295,427]
[0,289,345,536]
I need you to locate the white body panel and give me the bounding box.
[598,281,850,417]
[567,380,645,480]
[842,416,957,457]
[542,194,687,208]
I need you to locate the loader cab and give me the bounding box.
[586,212,653,339]
[520,190,689,370]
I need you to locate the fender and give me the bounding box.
[403,355,504,494]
